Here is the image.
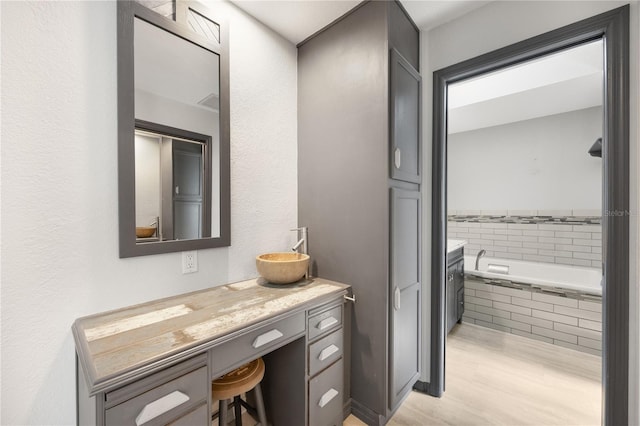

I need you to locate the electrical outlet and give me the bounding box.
[182,251,198,274]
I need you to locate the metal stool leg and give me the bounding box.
[234,396,242,426]
[253,383,267,426]
[219,399,228,426]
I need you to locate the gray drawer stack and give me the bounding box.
[307,303,344,426]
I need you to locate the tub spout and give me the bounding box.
[475,249,486,271]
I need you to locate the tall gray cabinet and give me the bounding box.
[298,2,421,424]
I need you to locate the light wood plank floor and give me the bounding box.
[345,323,601,426]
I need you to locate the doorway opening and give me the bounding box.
[427,6,629,425]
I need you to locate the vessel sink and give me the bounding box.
[256,252,310,284]
[136,226,156,238]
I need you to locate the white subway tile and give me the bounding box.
[507,223,538,230]
[572,238,601,247]
[511,312,553,329]
[574,225,602,232]
[458,210,481,215]
[556,258,592,267]
[523,242,555,250]
[506,229,523,236]
[523,230,555,237]
[465,222,483,228]
[573,252,601,261]
[493,317,531,332]
[538,249,574,258]
[532,326,577,343]
[481,210,508,216]
[532,309,578,326]
[493,252,523,260]
[578,336,602,350]
[554,323,602,341]
[474,290,510,303]
[465,288,476,297]
[465,295,492,308]
[461,316,476,324]
[511,329,554,344]
[507,247,538,255]
[539,237,572,244]
[475,305,511,319]
[480,222,508,229]
[592,232,602,240]
[554,305,602,321]
[494,229,508,235]
[508,235,538,243]
[592,246,602,254]
[522,254,555,263]
[464,310,493,323]
[511,297,554,312]
[579,318,602,331]
[493,301,531,315]
[538,224,574,231]
[591,261,601,268]
[571,209,601,217]
[555,231,592,239]
[492,286,531,299]
[484,234,509,241]
[475,320,511,333]
[532,292,578,308]
[555,340,601,356]
[555,244,592,253]
[465,280,494,292]
[493,240,522,248]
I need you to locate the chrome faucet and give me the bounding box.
[291,226,309,279]
[475,249,486,271]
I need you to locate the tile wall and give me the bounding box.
[462,277,602,356]
[448,212,602,268]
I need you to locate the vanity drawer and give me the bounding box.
[211,311,305,376]
[308,328,343,376]
[105,366,208,426]
[308,304,342,341]
[309,358,343,426]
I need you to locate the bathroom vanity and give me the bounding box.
[446,240,467,334]
[73,278,349,426]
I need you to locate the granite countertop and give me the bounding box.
[73,277,349,393]
[447,239,467,254]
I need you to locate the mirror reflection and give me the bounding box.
[134,16,220,243]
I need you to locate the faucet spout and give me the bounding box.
[475,249,487,271]
[292,238,305,252]
[291,227,310,279]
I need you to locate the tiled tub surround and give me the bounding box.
[462,276,602,356]
[448,214,602,268]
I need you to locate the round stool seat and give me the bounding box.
[212,358,265,401]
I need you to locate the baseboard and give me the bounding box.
[350,398,386,426]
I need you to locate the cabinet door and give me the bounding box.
[390,49,421,184]
[446,264,457,334]
[389,188,421,410]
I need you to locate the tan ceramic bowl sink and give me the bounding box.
[256,252,310,284]
[136,226,156,238]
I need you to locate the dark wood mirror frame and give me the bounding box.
[425,6,629,425]
[117,0,230,258]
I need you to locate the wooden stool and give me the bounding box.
[212,358,267,426]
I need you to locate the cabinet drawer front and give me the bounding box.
[167,402,208,426]
[308,329,343,376]
[105,366,207,426]
[308,305,342,341]
[309,359,343,426]
[211,311,305,377]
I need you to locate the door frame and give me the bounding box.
[428,6,629,425]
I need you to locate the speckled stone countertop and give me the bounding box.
[73,277,349,393]
[447,239,467,254]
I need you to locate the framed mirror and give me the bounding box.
[118,0,230,257]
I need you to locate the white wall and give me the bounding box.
[0,1,298,424]
[420,5,639,422]
[448,107,603,212]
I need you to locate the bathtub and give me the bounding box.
[466,256,602,296]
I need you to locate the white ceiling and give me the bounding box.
[230,0,490,45]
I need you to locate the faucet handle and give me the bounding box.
[290,227,308,231]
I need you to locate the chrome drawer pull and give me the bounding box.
[135,391,189,425]
[252,329,284,348]
[318,388,339,408]
[318,344,339,361]
[316,317,338,331]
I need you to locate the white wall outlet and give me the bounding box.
[182,251,198,274]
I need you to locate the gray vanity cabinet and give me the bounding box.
[298,1,420,424]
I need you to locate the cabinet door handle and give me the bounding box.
[135,391,189,425]
[394,148,402,169]
[252,329,283,348]
[318,344,340,361]
[393,287,401,310]
[318,388,339,408]
[316,317,338,331]
[448,274,454,282]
